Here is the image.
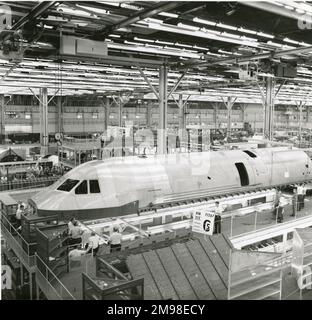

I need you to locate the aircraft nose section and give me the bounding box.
[31,190,74,211]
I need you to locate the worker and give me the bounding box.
[214,202,223,234]
[86,231,101,256]
[15,204,25,230]
[291,188,298,217]
[68,217,76,232]
[275,190,282,207]
[297,185,304,211]
[276,203,284,223]
[109,227,122,252]
[68,220,84,247]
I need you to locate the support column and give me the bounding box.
[213,103,218,129]
[0,94,4,144]
[56,96,63,133]
[104,97,110,132]
[263,77,275,140]
[178,94,186,144]
[306,106,310,123]
[158,65,168,154]
[240,103,247,123]
[39,87,48,155]
[146,103,152,128]
[225,97,236,139]
[297,101,303,142]
[118,95,122,127]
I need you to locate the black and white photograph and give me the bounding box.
[1,0,312,307]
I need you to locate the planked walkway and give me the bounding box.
[126,233,233,300]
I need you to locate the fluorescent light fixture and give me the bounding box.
[159,12,179,18]
[284,5,294,11]
[124,40,143,46]
[267,40,283,47]
[109,41,201,59]
[193,17,216,26]
[109,34,120,38]
[134,37,154,43]
[240,35,258,42]
[144,18,163,24]
[155,40,174,45]
[216,23,237,30]
[256,32,274,39]
[147,22,261,48]
[99,2,119,7]
[177,23,200,31]
[273,2,284,7]
[221,31,243,40]
[295,8,305,14]
[283,37,299,44]
[193,45,209,51]
[299,42,311,47]
[58,6,92,18]
[237,27,257,35]
[175,42,192,48]
[120,3,141,10]
[77,5,110,15]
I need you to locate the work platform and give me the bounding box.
[2,187,312,300]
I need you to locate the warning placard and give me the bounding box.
[192,210,215,236]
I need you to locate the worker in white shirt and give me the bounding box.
[109,227,122,253]
[15,204,25,230]
[69,220,84,246]
[86,231,100,256]
[68,217,76,232]
[214,202,223,234]
[297,185,304,211]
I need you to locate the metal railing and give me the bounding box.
[226,201,305,239]
[1,214,36,269]
[35,254,75,300]
[0,176,59,192]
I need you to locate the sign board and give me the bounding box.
[192,209,215,236]
[5,125,31,133]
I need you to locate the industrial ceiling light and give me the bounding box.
[109,34,120,38]
[216,22,237,30]
[193,17,216,26]
[148,22,261,48]
[175,42,192,48]
[283,37,299,44]
[159,12,179,18]
[256,32,274,39]
[155,40,174,45]
[133,37,154,43]
[109,41,201,59]
[177,23,200,31]
[77,5,110,15]
[144,18,163,24]
[237,27,257,35]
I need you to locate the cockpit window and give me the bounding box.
[89,180,100,193]
[57,179,79,192]
[75,180,88,194]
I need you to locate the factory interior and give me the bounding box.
[3,0,312,302]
